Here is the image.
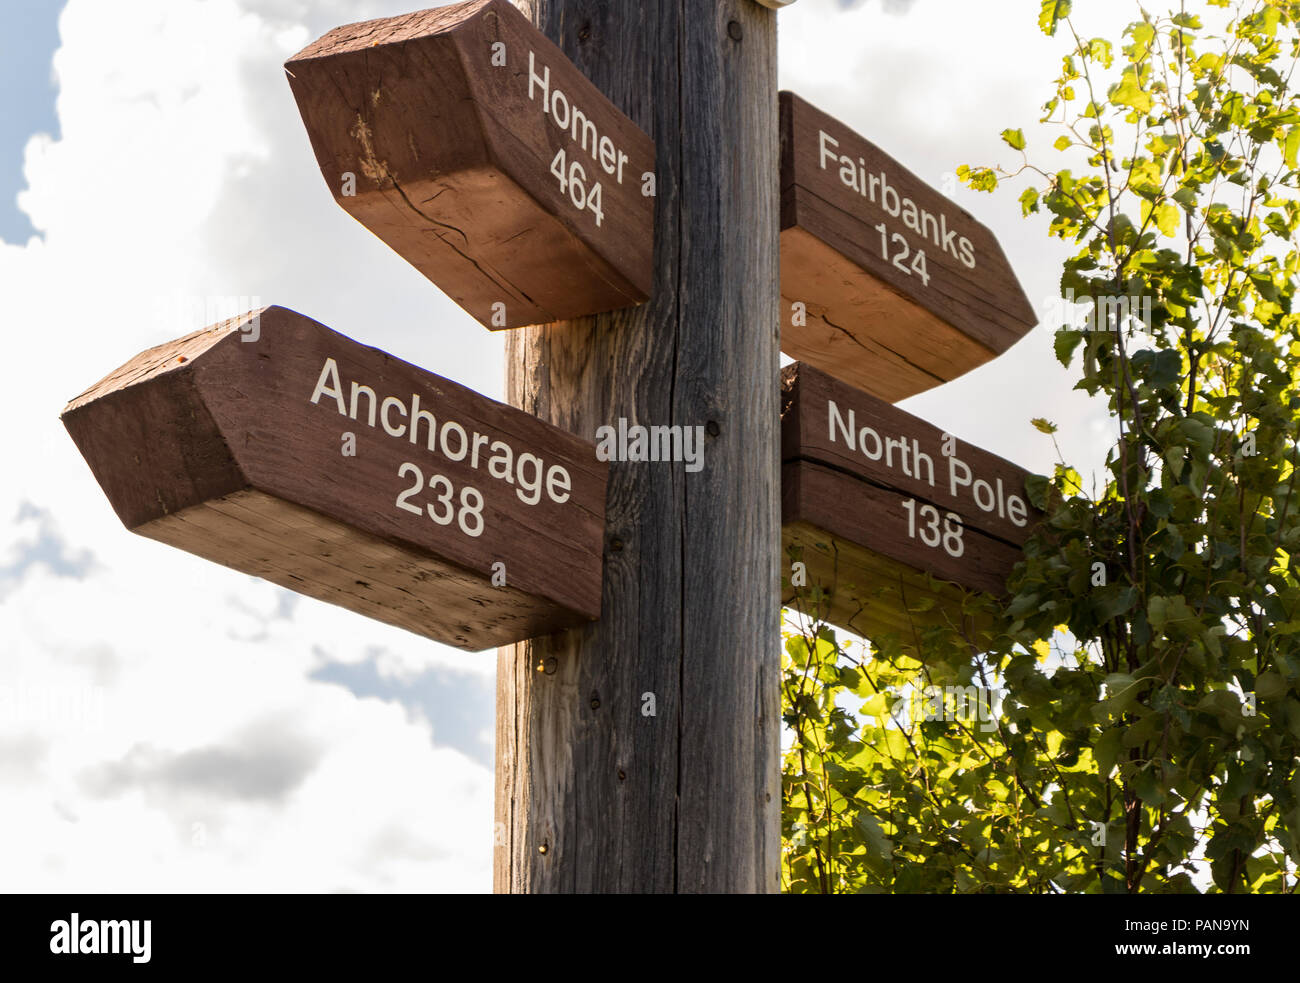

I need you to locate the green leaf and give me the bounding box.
[1111,70,1154,113]
[853,811,895,860]
[1087,38,1113,68]
[1153,202,1180,237]
[957,164,998,192]
[1094,585,1138,623]
[1038,0,1072,36]
[1094,728,1123,776]
[861,692,891,718]
[1054,329,1084,366]
[1002,128,1027,151]
[1255,671,1286,701]
[1031,417,1058,434]
[1284,127,1300,169]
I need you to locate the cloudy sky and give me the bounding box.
[0,0,1132,892]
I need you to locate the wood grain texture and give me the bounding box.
[784,460,1024,601]
[779,91,1038,401]
[62,306,608,652]
[782,514,996,653]
[781,362,1043,647]
[286,0,654,330]
[495,0,781,894]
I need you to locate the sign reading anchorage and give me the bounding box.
[62,307,609,652]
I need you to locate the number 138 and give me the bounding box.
[902,498,964,558]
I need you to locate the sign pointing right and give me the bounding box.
[779,91,1038,402]
[781,362,1042,647]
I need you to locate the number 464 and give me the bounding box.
[550,148,605,227]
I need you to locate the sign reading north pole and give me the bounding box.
[61,307,608,651]
[285,0,655,330]
[781,362,1041,643]
[780,92,1038,403]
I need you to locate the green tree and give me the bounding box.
[783,0,1300,893]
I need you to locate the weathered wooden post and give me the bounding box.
[495,0,781,893]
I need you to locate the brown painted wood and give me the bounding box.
[783,517,994,647]
[61,306,608,652]
[782,362,1041,645]
[779,91,1038,402]
[285,0,654,330]
[782,362,1038,547]
[494,0,781,894]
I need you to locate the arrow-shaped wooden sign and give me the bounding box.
[285,0,655,330]
[782,362,1041,644]
[780,92,1038,402]
[61,307,608,651]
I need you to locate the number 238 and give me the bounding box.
[395,462,485,538]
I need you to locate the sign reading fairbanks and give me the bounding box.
[781,363,1040,644]
[779,92,1037,402]
[61,307,608,651]
[286,0,655,330]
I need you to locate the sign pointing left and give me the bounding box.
[61,307,609,651]
[285,0,656,330]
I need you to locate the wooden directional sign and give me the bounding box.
[61,306,608,651]
[779,91,1038,403]
[781,362,1040,643]
[285,0,655,330]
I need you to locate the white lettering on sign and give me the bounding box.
[395,461,485,538]
[817,128,976,270]
[309,358,574,539]
[826,399,1027,527]
[528,50,633,228]
[902,499,965,558]
[828,399,936,484]
[947,456,1028,527]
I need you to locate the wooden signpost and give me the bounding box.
[60,0,1045,896]
[285,0,655,330]
[782,362,1040,644]
[61,306,608,651]
[779,91,1038,402]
